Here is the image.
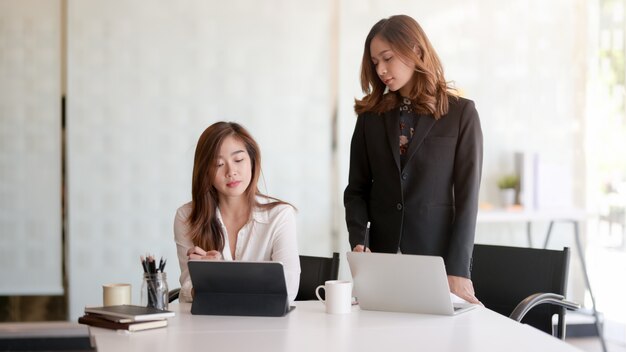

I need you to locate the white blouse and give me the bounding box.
[174,198,301,303]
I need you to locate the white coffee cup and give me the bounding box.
[103,283,131,306]
[315,280,352,314]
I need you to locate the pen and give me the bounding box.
[364,221,370,252]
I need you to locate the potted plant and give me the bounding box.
[497,174,519,208]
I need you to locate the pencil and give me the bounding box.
[364,221,370,252]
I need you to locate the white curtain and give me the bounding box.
[0,0,63,295]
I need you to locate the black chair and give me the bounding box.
[471,244,580,339]
[295,253,340,301]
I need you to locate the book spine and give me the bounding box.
[79,316,129,330]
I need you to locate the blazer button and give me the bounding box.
[396,203,403,210]
[401,173,408,180]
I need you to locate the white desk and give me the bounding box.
[478,209,606,352]
[88,302,582,352]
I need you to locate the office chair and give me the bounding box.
[471,244,580,339]
[295,253,340,301]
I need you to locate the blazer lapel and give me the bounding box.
[402,114,436,170]
[384,109,401,171]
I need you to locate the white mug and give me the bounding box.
[103,283,131,306]
[315,280,352,314]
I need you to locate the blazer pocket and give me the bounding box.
[425,136,456,146]
[426,205,455,233]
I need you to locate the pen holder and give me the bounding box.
[141,272,168,310]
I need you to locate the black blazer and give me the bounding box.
[344,97,483,278]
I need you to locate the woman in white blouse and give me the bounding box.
[174,121,300,303]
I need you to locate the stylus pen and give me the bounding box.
[363,221,370,252]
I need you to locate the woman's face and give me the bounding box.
[370,35,416,97]
[213,135,252,202]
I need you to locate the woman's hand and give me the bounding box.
[352,245,371,253]
[447,275,482,305]
[187,246,223,260]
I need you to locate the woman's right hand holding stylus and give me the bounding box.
[187,246,223,260]
[352,245,371,253]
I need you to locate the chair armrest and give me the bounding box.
[168,288,181,303]
[510,293,580,322]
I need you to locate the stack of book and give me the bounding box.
[78,305,175,332]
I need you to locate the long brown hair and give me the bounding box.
[354,15,456,118]
[187,121,288,252]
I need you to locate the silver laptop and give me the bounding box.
[346,252,478,315]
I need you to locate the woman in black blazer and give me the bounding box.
[344,15,483,303]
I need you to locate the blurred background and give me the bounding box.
[1,0,625,350]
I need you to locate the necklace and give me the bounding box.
[399,97,413,113]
